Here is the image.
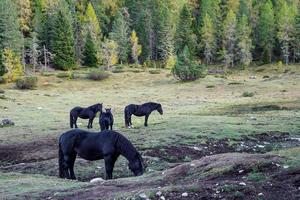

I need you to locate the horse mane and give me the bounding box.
[89,103,101,112]
[115,133,138,162]
[145,102,160,110]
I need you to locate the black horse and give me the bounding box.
[124,102,163,128]
[99,108,114,131]
[70,103,102,129]
[59,129,144,180]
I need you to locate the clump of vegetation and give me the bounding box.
[149,69,161,74]
[206,85,215,88]
[87,69,110,81]
[172,46,206,81]
[56,71,75,79]
[242,91,255,97]
[16,76,38,89]
[247,172,268,182]
[112,65,125,73]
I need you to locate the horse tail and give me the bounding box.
[70,112,73,128]
[58,142,64,178]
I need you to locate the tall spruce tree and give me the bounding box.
[110,9,130,64]
[257,0,275,62]
[222,10,237,68]
[52,0,76,70]
[83,31,97,67]
[295,5,300,62]
[237,15,252,67]
[174,4,195,55]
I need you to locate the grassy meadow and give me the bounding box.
[0,65,300,199]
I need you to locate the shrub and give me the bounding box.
[16,76,38,89]
[242,91,255,97]
[112,65,125,73]
[56,71,75,79]
[148,69,161,74]
[172,46,206,81]
[87,69,110,81]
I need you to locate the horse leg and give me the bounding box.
[74,116,78,128]
[69,153,77,180]
[63,155,71,179]
[144,115,149,127]
[104,154,119,180]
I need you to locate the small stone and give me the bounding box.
[249,76,256,79]
[238,170,244,173]
[182,192,188,197]
[258,193,264,196]
[283,165,289,169]
[160,196,165,200]
[275,163,281,167]
[216,190,220,194]
[190,163,196,167]
[193,146,201,151]
[239,182,246,186]
[37,107,43,110]
[90,177,105,183]
[156,191,162,196]
[139,193,147,199]
[257,145,265,148]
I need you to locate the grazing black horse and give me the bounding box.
[124,102,163,128]
[59,129,144,180]
[99,108,114,131]
[70,103,102,129]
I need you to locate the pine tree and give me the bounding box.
[237,15,252,67]
[83,31,97,67]
[52,0,76,70]
[0,0,23,76]
[0,0,23,55]
[110,9,130,64]
[277,1,295,65]
[85,2,101,40]
[174,4,195,55]
[201,13,216,64]
[257,0,275,62]
[223,10,237,68]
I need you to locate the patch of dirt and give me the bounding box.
[0,137,57,166]
[37,153,299,200]
[145,132,300,163]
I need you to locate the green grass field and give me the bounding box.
[0,65,300,199]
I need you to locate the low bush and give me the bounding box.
[16,76,38,89]
[148,69,161,74]
[242,91,255,97]
[87,69,110,81]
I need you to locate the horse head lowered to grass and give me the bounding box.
[58,129,144,180]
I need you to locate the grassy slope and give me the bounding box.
[0,65,299,198]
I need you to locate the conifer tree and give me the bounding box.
[85,2,101,40]
[257,0,275,62]
[174,4,195,55]
[52,0,76,70]
[110,9,130,64]
[223,10,237,68]
[295,5,300,62]
[83,31,97,67]
[237,15,252,67]
[201,14,215,64]
[0,0,23,76]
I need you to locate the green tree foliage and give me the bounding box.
[85,2,101,40]
[110,9,130,64]
[83,31,97,67]
[222,10,237,68]
[277,1,296,65]
[172,45,205,81]
[0,0,23,76]
[0,0,23,55]
[295,5,300,62]
[52,0,76,70]
[174,4,195,55]
[237,15,252,67]
[201,14,215,64]
[257,0,275,62]
[101,38,118,69]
